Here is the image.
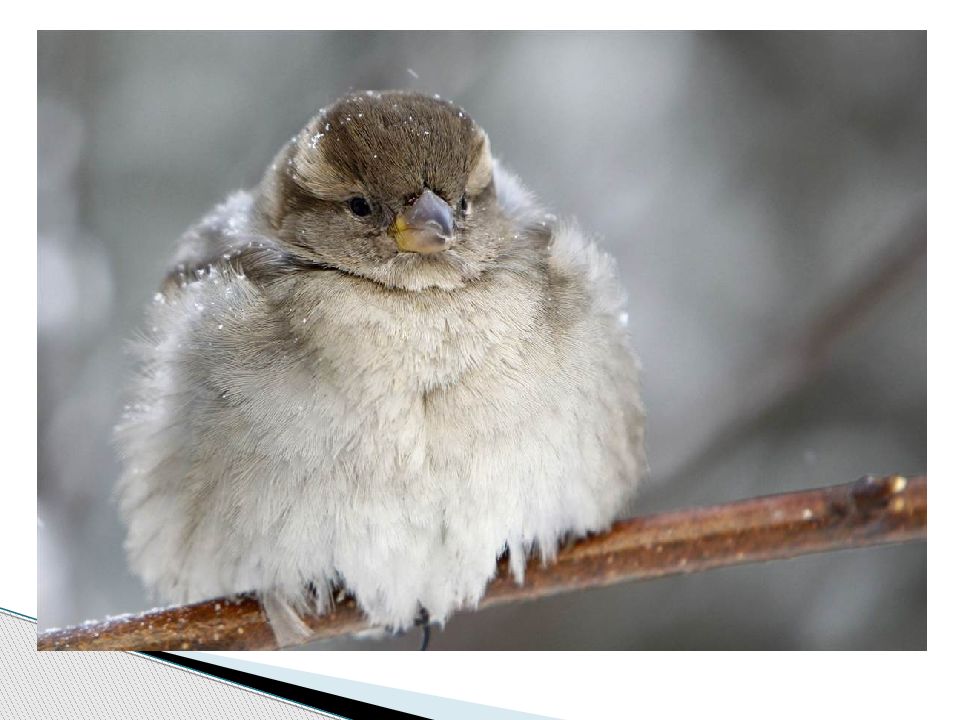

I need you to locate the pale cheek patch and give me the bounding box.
[465,131,494,195]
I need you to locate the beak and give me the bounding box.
[391,189,455,254]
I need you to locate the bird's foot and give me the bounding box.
[414,606,431,651]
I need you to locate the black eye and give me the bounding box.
[459,195,470,214]
[348,196,372,217]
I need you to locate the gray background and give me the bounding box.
[38,31,926,649]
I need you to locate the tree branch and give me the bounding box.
[38,474,926,651]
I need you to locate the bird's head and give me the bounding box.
[257,91,518,291]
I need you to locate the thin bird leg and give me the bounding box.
[414,606,431,651]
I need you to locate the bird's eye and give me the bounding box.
[459,195,470,214]
[348,197,372,217]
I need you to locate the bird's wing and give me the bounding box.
[160,190,300,296]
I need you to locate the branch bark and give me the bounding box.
[38,474,926,651]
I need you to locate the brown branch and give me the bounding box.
[38,474,926,651]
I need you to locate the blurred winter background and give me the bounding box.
[38,31,925,649]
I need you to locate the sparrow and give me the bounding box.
[115,90,646,646]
